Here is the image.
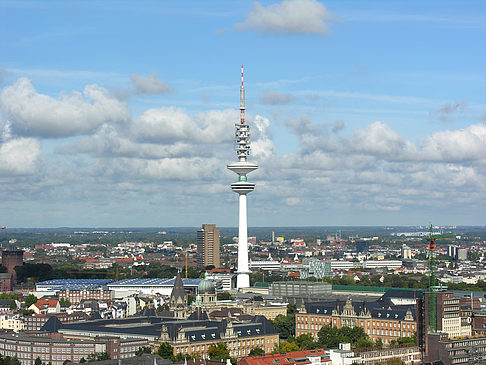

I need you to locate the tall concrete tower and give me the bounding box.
[227,66,258,289]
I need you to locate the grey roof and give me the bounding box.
[170,272,186,302]
[35,279,113,291]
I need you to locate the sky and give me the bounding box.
[0,0,485,228]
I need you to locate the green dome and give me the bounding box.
[198,278,215,294]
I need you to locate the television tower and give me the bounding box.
[227,65,258,289]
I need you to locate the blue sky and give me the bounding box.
[1,0,485,228]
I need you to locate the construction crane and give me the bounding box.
[426,224,454,333]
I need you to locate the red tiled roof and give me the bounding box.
[238,349,330,365]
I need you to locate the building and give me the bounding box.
[0,313,23,332]
[238,348,331,365]
[197,224,221,268]
[59,288,113,304]
[401,245,412,259]
[227,66,258,290]
[1,248,23,282]
[35,279,114,292]
[29,298,61,314]
[423,291,471,339]
[296,299,417,345]
[328,343,361,365]
[456,248,468,261]
[57,314,279,359]
[107,278,201,296]
[300,260,332,279]
[271,282,332,298]
[427,332,486,365]
[356,241,370,253]
[23,312,87,331]
[170,272,188,319]
[0,273,12,291]
[0,332,148,365]
[205,272,237,292]
[356,345,421,365]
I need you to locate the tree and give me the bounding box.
[295,334,319,350]
[135,346,152,356]
[15,263,53,282]
[87,353,110,362]
[79,359,86,363]
[272,314,295,339]
[208,343,230,360]
[273,341,299,354]
[24,294,37,308]
[248,348,265,356]
[157,342,174,360]
[217,292,232,301]
[253,295,264,302]
[317,326,372,349]
[34,358,42,365]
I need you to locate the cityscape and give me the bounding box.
[1,1,486,365]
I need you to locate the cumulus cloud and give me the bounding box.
[432,100,467,122]
[350,121,416,159]
[421,123,486,162]
[134,107,237,144]
[259,90,294,105]
[331,119,345,133]
[235,0,336,35]
[130,72,172,95]
[0,78,130,138]
[0,137,41,175]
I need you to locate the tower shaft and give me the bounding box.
[227,65,258,290]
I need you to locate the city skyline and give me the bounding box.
[1,1,486,227]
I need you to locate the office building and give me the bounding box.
[197,224,220,268]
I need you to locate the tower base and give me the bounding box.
[237,273,250,289]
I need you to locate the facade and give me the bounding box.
[423,291,471,338]
[227,66,258,290]
[296,299,417,345]
[401,245,412,259]
[0,333,148,365]
[197,224,221,268]
[271,282,332,298]
[300,260,332,279]
[0,313,23,332]
[23,312,87,331]
[58,288,112,304]
[57,314,278,359]
[357,345,421,365]
[427,332,486,365]
[0,273,12,292]
[1,248,23,282]
[205,272,237,292]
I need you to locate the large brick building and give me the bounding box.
[0,332,148,365]
[296,299,416,345]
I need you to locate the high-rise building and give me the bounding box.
[196,224,220,268]
[1,248,23,283]
[227,66,258,290]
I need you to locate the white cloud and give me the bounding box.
[0,137,41,175]
[235,0,336,35]
[0,78,130,138]
[130,72,171,94]
[134,107,237,144]
[0,66,6,84]
[421,123,486,162]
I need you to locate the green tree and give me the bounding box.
[15,263,53,282]
[79,358,86,363]
[208,343,230,360]
[34,358,42,365]
[295,334,319,350]
[87,353,110,362]
[135,346,152,356]
[272,314,295,339]
[273,341,299,353]
[157,342,174,360]
[248,348,265,356]
[24,294,37,308]
[217,292,232,301]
